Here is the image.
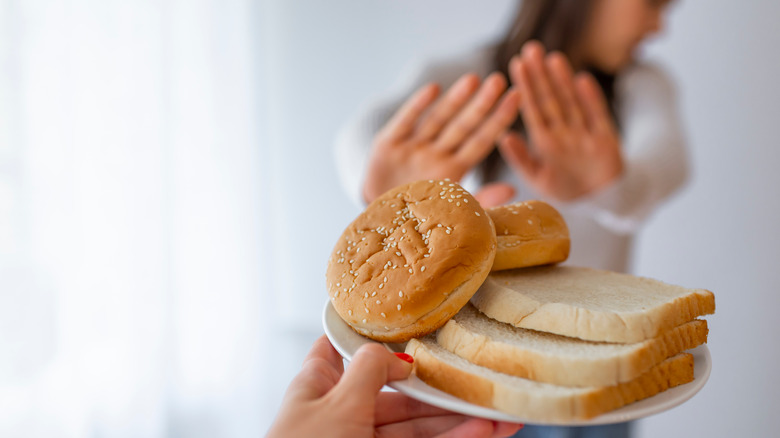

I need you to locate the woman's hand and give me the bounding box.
[363,73,520,204]
[267,336,523,438]
[500,41,623,201]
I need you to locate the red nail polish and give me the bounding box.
[394,352,414,363]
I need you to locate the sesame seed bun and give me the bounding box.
[326,180,496,342]
[487,200,570,271]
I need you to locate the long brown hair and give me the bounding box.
[484,0,618,182]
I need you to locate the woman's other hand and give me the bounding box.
[363,73,520,204]
[501,41,623,201]
[266,336,523,438]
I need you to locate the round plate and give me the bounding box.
[322,301,712,426]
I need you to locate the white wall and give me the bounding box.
[262,0,780,435]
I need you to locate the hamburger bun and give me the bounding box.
[326,179,496,342]
[487,200,569,271]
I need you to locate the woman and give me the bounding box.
[335,0,684,436]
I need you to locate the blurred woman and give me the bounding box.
[335,0,683,437]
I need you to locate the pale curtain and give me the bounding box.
[0,0,283,436]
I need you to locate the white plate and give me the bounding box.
[322,301,711,426]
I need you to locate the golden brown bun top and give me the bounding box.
[488,200,569,240]
[326,180,496,334]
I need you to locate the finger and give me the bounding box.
[375,392,455,426]
[514,59,546,130]
[435,72,508,151]
[434,417,495,438]
[302,335,344,373]
[332,343,413,404]
[379,83,441,143]
[521,41,564,125]
[574,72,612,132]
[284,344,343,402]
[474,183,516,209]
[546,52,585,128]
[492,422,524,437]
[454,89,519,167]
[415,74,480,141]
[498,131,540,179]
[508,55,523,87]
[375,414,474,438]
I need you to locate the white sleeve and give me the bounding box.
[567,63,690,234]
[333,47,498,208]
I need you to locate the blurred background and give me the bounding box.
[1,0,778,436]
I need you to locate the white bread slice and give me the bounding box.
[437,304,708,387]
[472,266,715,343]
[405,336,695,423]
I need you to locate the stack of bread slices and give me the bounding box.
[404,200,715,423]
[327,180,714,423]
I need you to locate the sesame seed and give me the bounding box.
[379,283,384,289]
[372,291,377,297]
[445,229,451,234]
[365,308,369,313]
[424,254,430,258]
[348,260,354,264]
[362,318,367,323]
[463,199,469,203]
[383,277,387,283]
[475,212,480,216]
[348,310,352,316]
[421,266,426,272]
[456,202,460,206]
[395,251,401,256]
[409,268,413,273]
[376,300,381,305]
[336,282,340,287]
[381,312,386,318]
[397,304,402,311]
[334,291,339,298]
[399,291,403,297]
[364,292,368,298]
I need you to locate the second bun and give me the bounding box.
[487,200,570,271]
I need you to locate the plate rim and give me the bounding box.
[322,300,711,426]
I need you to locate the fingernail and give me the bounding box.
[394,352,414,363]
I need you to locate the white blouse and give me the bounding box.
[334,45,688,273]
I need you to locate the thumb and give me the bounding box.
[474,183,516,208]
[332,343,413,403]
[498,131,539,179]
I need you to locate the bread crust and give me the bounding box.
[472,266,716,343]
[437,304,708,386]
[406,337,695,422]
[326,180,496,342]
[487,201,570,271]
